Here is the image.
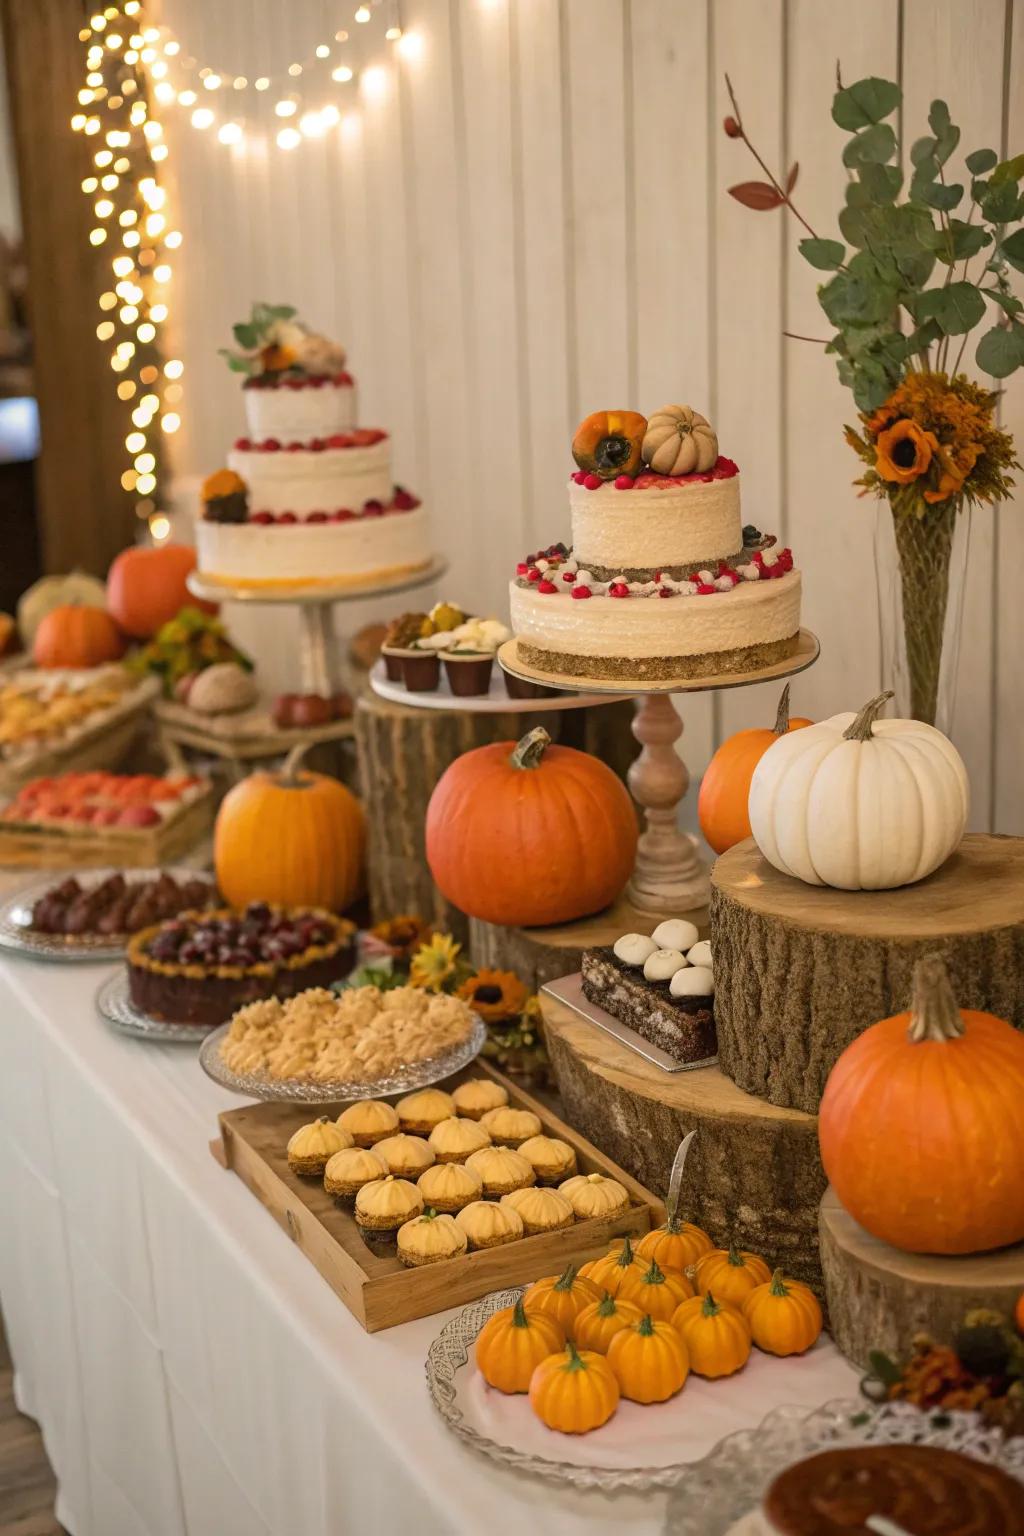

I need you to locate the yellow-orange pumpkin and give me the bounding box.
[107,543,217,639]
[606,1313,689,1403]
[574,1293,644,1355]
[620,1259,694,1320]
[522,1263,602,1339]
[694,1248,771,1308]
[32,605,125,668]
[743,1270,822,1356]
[635,1215,714,1274]
[698,684,813,855]
[214,743,365,912]
[671,1291,752,1378]
[579,1236,646,1298]
[819,953,1024,1255]
[425,727,638,927]
[474,1296,565,1393]
[529,1342,620,1434]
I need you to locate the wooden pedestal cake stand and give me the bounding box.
[498,630,820,914]
[711,833,1024,1114]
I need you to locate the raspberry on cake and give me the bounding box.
[508,403,802,681]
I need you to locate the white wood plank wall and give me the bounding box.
[159,0,1023,835]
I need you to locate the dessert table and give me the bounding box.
[0,945,859,1536]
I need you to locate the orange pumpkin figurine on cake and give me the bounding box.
[571,409,648,481]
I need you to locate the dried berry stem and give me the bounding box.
[724,74,823,246]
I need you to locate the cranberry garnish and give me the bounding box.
[571,585,592,599]
[261,438,281,451]
[306,511,329,523]
[583,473,602,490]
[277,512,298,524]
[250,511,275,525]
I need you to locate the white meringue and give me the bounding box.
[652,919,700,952]
[686,939,712,969]
[670,965,715,998]
[613,933,659,967]
[643,948,687,982]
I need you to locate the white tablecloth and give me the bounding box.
[0,951,859,1536]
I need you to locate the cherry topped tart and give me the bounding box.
[126,901,356,1026]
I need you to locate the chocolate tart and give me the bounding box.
[126,902,356,1026]
[580,945,716,1062]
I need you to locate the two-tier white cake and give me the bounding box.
[196,303,432,590]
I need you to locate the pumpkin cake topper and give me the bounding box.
[643,406,719,475]
[572,409,648,479]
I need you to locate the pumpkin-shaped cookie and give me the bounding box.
[742,1270,822,1356]
[580,1235,646,1298]
[287,1115,353,1176]
[396,1087,455,1136]
[396,1209,468,1267]
[427,1116,492,1163]
[465,1145,536,1197]
[455,1198,525,1250]
[417,1160,483,1214]
[451,1077,509,1121]
[694,1247,771,1309]
[606,1313,690,1403]
[475,1297,565,1393]
[500,1186,575,1235]
[517,1134,577,1184]
[559,1172,630,1221]
[572,409,648,480]
[373,1133,435,1180]
[635,1214,714,1275]
[354,1174,424,1231]
[323,1145,388,1199]
[529,1342,620,1433]
[337,1099,399,1147]
[621,1259,694,1321]
[523,1263,602,1337]
[642,405,718,475]
[479,1106,543,1148]
[671,1291,752,1378]
[574,1293,644,1355]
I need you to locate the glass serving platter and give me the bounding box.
[0,866,214,963]
[96,970,220,1043]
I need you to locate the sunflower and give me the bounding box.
[875,419,938,485]
[370,914,435,962]
[457,969,529,1023]
[409,932,464,992]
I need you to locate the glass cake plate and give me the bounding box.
[0,867,213,964]
[198,1012,487,1103]
[96,970,220,1043]
[426,1288,863,1493]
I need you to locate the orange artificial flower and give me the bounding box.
[923,442,982,504]
[457,969,529,1023]
[875,419,938,485]
[370,914,436,961]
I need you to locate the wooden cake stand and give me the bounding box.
[498,630,819,914]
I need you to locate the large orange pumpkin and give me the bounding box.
[214,744,365,912]
[107,543,216,639]
[697,684,812,855]
[32,605,125,668]
[425,726,637,926]
[819,954,1024,1255]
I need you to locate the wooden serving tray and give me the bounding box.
[0,786,215,869]
[214,1060,665,1332]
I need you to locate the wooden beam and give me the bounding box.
[1,0,137,575]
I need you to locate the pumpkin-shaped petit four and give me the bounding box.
[417,1160,483,1214]
[396,1209,468,1268]
[517,1134,577,1185]
[465,1145,536,1198]
[451,1077,509,1121]
[427,1116,492,1164]
[501,1186,575,1235]
[479,1106,543,1148]
[324,1145,388,1199]
[287,1116,353,1176]
[355,1174,424,1232]
[395,1088,455,1136]
[559,1172,631,1220]
[337,1099,399,1147]
[374,1133,435,1180]
[455,1198,525,1250]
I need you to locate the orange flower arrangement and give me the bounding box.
[458,969,529,1022]
[370,914,436,962]
[874,421,938,486]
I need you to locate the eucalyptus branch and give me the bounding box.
[724,75,825,247]
[783,331,831,344]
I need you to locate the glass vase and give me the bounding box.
[873,498,971,732]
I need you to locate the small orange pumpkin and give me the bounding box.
[606,1313,690,1404]
[695,1248,771,1309]
[474,1296,566,1393]
[32,604,125,668]
[574,1292,644,1354]
[523,1263,602,1339]
[1016,1291,1024,1336]
[579,1235,646,1298]
[107,543,217,639]
[743,1270,823,1357]
[671,1291,752,1378]
[214,743,365,911]
[619,1259,694,1320]
[635,1215,713,1275]
[697,684,813,855]
[426,727,637,928]
[528,1341,620,1434]
[571,409,648,480]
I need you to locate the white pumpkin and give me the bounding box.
[747,691,968,891]
[642,405,719,475]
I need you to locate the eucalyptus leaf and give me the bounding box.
[843,123,897,167]
[819,269,899,326]
[928,99,952,136]
[852,365,892,411]
[983,286,1024,316]
[966,148,998,175]
[905,318,943,354]
[921,181,964,212]
[1000,227,1024,273]
[933,220,992,263]
[981,181,1020,222]
[976,322,1024,378]
[232,322,258,349]
[832,77,901,131]
[914,281,986,334]
[844,322,894,358]
[990,152,1024,186]
[799,236,846,270]
[971,177,992,202]
[910,136,938,167]
[269,304,298,319]
[859,162,902,204]
[927,102,960,167]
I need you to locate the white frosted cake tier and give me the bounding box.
[509,567,801,680]
[243,377,356,440]
[196,504,432,589]
[570,470,742,574]
[228,438,392,514]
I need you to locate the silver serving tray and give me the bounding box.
[0,866,215,963]
[541,973,717,1074]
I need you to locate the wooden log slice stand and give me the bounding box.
[710,834,1024,1114]
[542,992,827,1295]
[819,1187,1024,1368]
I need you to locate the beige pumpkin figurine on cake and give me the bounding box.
[396,1209,468,1268]
[355,1174,423,1235]
[396,1088,455,1136]
[287,1116,353,1176]
[465,1145,536,1198]
[559,1171,630,1219]
[427,1116,491,1164]
[324,1145,388,1201]
[374,1133,435,1180]
[456,1199,525,1251]
[518,1134,578,1185]
[501,1186,575,1235]
[479,1105,543,1148]
[417,1160,483,1215]
[337,1099,399,1147]
[451,1077,509,1121]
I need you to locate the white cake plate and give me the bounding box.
[187,559,447,697]
[368,659,630,715]
[498,632,820,914]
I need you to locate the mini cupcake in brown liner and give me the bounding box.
[441,650,494,697]
[396,1087,455,1136]
[416,1160,483,1214]
[373,1132,435,1180]
[427,1116,492,1164]
[465,1145,536,1198]
[400,648,441,692]
[455,1198,525,1251]
[450,1077,509,1121]
[323,1145,388,1202]
[354,1174,423,1233]
[500,1185,575,1235]
[479,1105,543,1148]
[286,1116,353,1176]
[516,1134,578,1186]
[337,1099,399,1148]
[396,1209,468,1268]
